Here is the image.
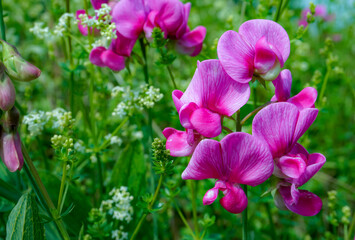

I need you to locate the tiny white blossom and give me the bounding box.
[23,111,48,136]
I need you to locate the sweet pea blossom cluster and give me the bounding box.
[0,40,41,172]
[76,0,206,71]
[164,20,326,216]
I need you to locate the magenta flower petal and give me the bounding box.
[252,102,299,158]
[289,143,326,186]
[143,11,158,40]
[91,0,109,9]
[239,19,290,63]
[217,30,254,83]
[76,10,89,36]
[163,128,199,157]
[112,0,147,39]
[109,32,137,57]
[272,69,292,101]
[172,90,184,112]
[221,132,274,186]
[276,155,306,179]
[203,187,219,205]
[0,132,23,172]
[219,184,248,214]
[179,102,199,129]
[254,36,276,74]
[176,26,206,56]
[278,185,322,216]
[100,50,126,71]
[292,108,318,145]
[190,108,221,138]
[89,46,106,67]
[182,139,223,180]
[288,87,318,111]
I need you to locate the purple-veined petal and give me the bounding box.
[239,19,290,64]
[112,0,147,39]
[276,154,306,179]
[109,32,137,57]
[254,36,276,74]
[289,143,326,186]
[0,132,23,172]
[182,139,224,180]
[172,90,184,112]
[219,184,248,214]
[190,107,221,138]
[163,128,198,157]
[278,185,323,216]
[100,50,126,71]
[180,65,203,106]
[288,87,318,111]
[91,0,109,9]
[220,132,274,186]
[272,69,292,101]
[89,46,106,67]
[217,30,254,83]
[252,102,299,158]
[195,60,250,116]
[176,26,206,56]
[179,102,199,129]
[292,108,318,145]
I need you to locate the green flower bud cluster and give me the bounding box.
[152,138,174,175]
[341,206,351,225]
[151,28,176,66]
[327,190,339,227]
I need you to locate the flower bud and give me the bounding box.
[0,68,16,111]
[0,131,23,172]
[0,40,41,82]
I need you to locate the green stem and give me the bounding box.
[242,185,248,240]
[173,200,197,240]
[22,143,70,240]
[167,65,177,89]
[200,228,207,240]
[274,0,284,22]
[0,0,6,41]
[318,65,331,107]
[236,110,241,132]
[265,203,276,239]
[348,211,355,240]
[65,0,75,114]
[189,180,199,236]
[241,101,273,126]
[129,175,163,240]
[57,161,68,213]
[344,224,348,240]
[139,38,149,84]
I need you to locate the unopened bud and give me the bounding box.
[0,40,41,82]
[0,68,16,111]
[0,131,23,172]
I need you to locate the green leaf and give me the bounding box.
[6,191,45,240]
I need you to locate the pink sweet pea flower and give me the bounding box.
[217,19,290,83]
[182,132,274,214]
[272,69,318,111]
[0,131,23,172]
[162,128,201,157]
[252,102,325,216]
[172,59,250,138]
[91,0,109,10]
[144,0,206,56]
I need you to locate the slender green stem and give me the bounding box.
[173,200,197,240]
[129,175,163,240]
[222,126,233,133]
[57,161,68,213]
[242,185,248,240]
[167,65,177,89]
[344,224,348,240]
[241,101,273,126]
[22,143,70,240]
[189,180,199,236]
[200,228,207,240]
[65,0,75,114]
[236,110,241,132]
[265,203,276,239]
[274,0,284,22]
[96,117,129,152]
[348,211,355,240]
[0,0,6,41]
[139,38,149,84]
[318,65,331,107]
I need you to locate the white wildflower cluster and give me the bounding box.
[101,186,134,223]
[111,227,128,240]
[23,108,74,136]
[78,4,117,48]
[74,140,86,154]
[29,22,52,39]
[54,13,77,37]
[111,84,163,118]
[104,134,123,146]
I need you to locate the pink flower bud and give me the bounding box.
[0,131,23,172]
[0,40,41,82]
[0,69,16,111]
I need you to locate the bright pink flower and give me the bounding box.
[91,0,109,9]
[182,132,274,214]
[89,46,126,72]
[298,5,334,27]
[175,26,206,57]
[0,73,16,111]
[252,102,325,216]
[272,69,318,111]
[217,19,290,83]
[0,131,23,172]
[172,59,250,138]
[162,128,201,157]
